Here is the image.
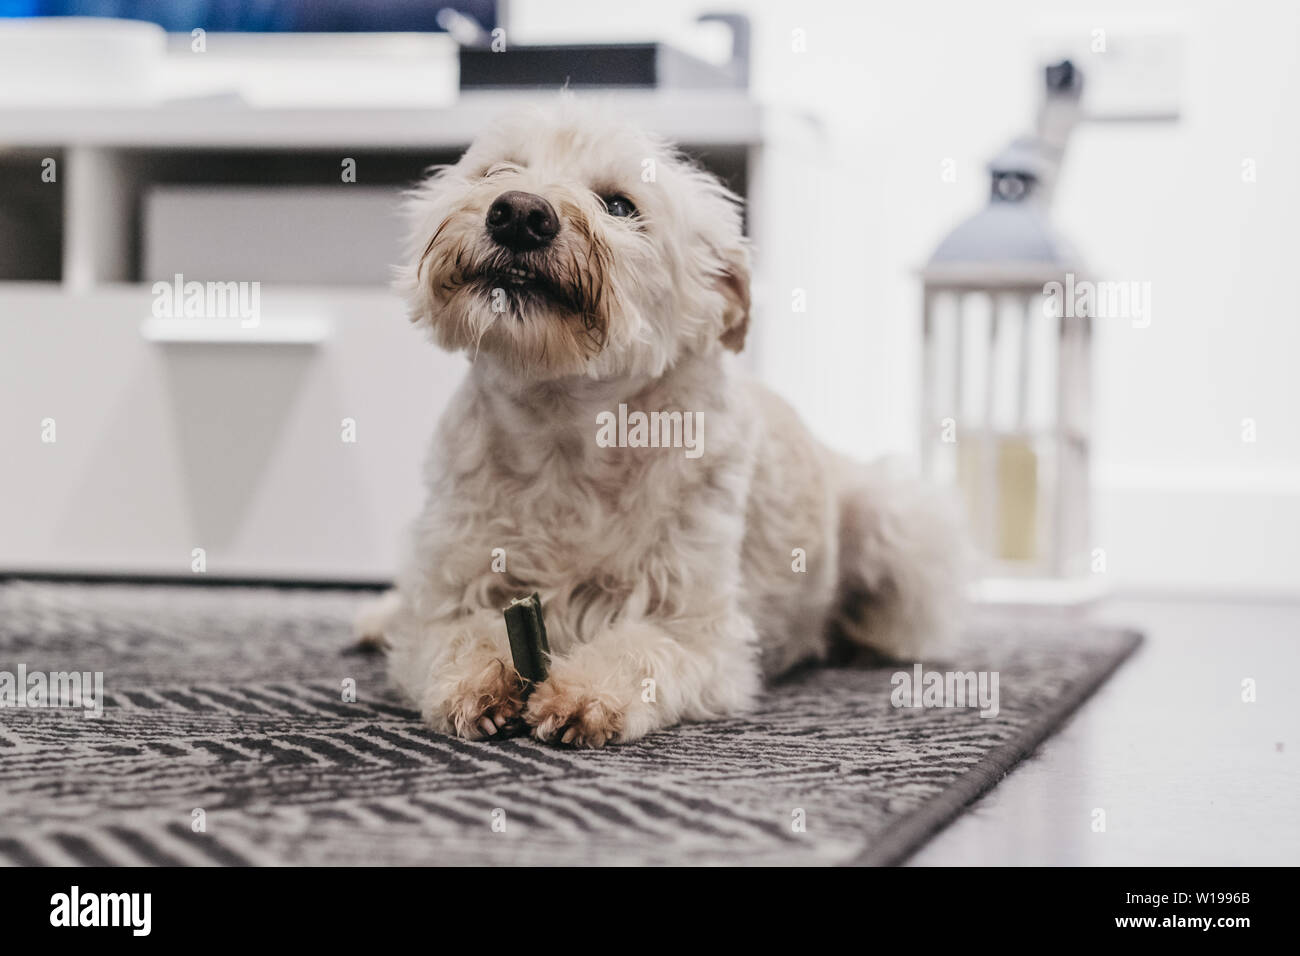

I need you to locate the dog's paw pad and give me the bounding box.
[525,680,623,749]
[446,660,525,740]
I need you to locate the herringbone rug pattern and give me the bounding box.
[0,580,1139,865]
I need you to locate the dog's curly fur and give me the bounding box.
[358,100,968,748]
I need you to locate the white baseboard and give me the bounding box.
[1093,466,1300,599]
[969,575,1109,608]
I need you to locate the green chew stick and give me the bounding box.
[503,592,550,689]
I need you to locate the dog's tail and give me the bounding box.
[827,454,969,660]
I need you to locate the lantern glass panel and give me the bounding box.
[922,283,1090,580]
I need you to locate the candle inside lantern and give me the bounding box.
[996,435,1037,562]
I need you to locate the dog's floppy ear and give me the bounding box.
[715,244,751,353]
[396,165,459,326]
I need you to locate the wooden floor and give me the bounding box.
[910,596,1300,865]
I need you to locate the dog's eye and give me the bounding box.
[602,194,637,218]
[480,162,522,179]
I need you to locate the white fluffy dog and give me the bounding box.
[358,101,966,748]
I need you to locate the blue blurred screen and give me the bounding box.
[0,0,498,32]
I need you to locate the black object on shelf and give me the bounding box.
[458,13,751,91]
[459,43,736,90]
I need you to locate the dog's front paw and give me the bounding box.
[525,678,624,749]
[445,658,526,740]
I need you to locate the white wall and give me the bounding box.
[511,0,1300,596]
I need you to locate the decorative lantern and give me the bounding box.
[920,63,1094,594]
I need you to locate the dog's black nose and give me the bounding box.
[486,191,559,251]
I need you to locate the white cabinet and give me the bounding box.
[0,285,460,580]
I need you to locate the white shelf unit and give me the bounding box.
[0,93,818,582]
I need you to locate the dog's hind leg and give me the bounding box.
[828,456,969,661]
[351,587,405,652]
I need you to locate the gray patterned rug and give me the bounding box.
[0,580,1139,866]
